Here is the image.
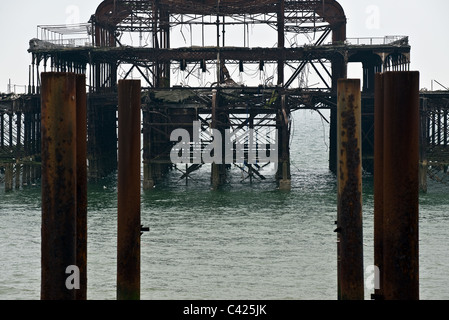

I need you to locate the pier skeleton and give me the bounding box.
[1,0,447,190]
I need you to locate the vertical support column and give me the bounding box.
[27,109,32,185]
[159,9,171,88]
[34,107,40,155]
[117,80,141,300]
[32,56,36,94]
[28,65,32,94]
[1,113,4,149]
[34,106,42,184]
[445,108,449,173]
[211,89,220,189]
[9,113,13,148]
[336,79,364,300]
[5,163,13,192]
[373,73,384,300]
[23,112,30,186]
[211,89,226,189]
[41,72,77,300]
[431,107,436,146]
[76,74,87,300]
[382,71,420,300]
[86,100,98,179]
[16,112,22,157]
[248,111,255,184]
[14,163,20,189]
[278,95,291,190]
[445,108,448,147]
[277,0,285,86]
[419,98,428,193]
[142,109,154,190]
[330,53,347,174]
[15,112,22,189]
[437,108,442,146]
[103,106,118,175]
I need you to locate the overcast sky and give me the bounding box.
[0,0,448,92]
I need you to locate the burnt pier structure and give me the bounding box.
[1,0,448,190]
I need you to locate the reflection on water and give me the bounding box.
[1,110,449,300]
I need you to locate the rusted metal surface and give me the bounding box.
[75,74,87,300]
[4,163,13,191]
[41,72,77,300]
[117,79,142,300]
[373,73,384,300]
[419,98,428,193]
[210,89,226,189]
[336,79,364,300]
[382,71,420,300]
[278,94,291,190]
[21,0,418,187]
[94,0,346,19]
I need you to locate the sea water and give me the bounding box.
[1,109,448,300]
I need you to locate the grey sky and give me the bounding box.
[0,0,448,92]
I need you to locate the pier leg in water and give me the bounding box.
[5,163,13,192]
[76,74,87,300]
[336,79,364,300]
[211,89,226,189]
[142,109,155,190]
[382,71,420,300]
[373,73,384,300]
[419,98,428,193]
[41,72,77,300]
[117,79,142,300]
[278,95,291,191]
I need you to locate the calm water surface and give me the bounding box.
[1,110,448,300]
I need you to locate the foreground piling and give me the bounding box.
[381,71,420,300]
[41,73,77,300]
[117,79,142,300]
[75,74,87,300]
[336,79,364,300]
[373,73,384,300]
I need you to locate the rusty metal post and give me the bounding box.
[9,113,13,147]
[382,71,420,300]
[419,98,428,193]
[76,74,87,300]
[211,89,225,189]
[15,112,22,189]
[41,72,77,300]
[117,79,141,300]
[336,79,364,300]
[23,113,30,186]
[278,95,291,191]
[142,109,154,190]
[5,163,13,192]
[211,89,218,188]
[373,73,384,300]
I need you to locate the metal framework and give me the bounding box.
[0,0,424,189]
[420,91,449,186]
